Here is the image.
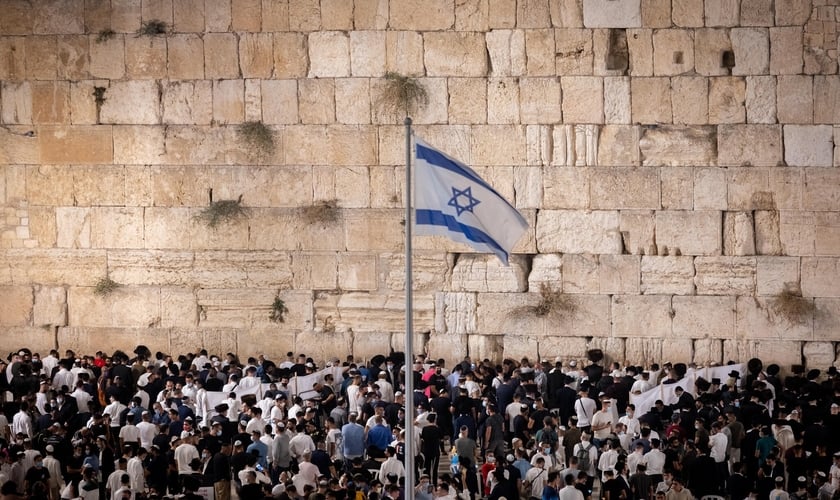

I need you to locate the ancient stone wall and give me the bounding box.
[1,0,839,370]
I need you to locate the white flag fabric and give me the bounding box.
[414,137,528,265]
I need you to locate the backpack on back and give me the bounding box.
[576,442,593,472]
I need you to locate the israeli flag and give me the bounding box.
[414,137,528,265]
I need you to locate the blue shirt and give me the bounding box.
[246,440,268,469]
[341,422,365,458]
[367,424,391,451]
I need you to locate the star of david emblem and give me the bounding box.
[448,186,480,216]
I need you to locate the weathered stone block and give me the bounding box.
[780,211,817,256]
[32,286,66,327]
[802,258,840,298]
[449,254,528,293]
[802,342,835,370]
[770,27,803,75]
[486,30,525,77]
[525,29,557,76]
[162,81,213,125]
[745,76,776,124]
[705,0,739,27]
[516,0,551,28]
[543,166,590,208]
[695,256,756,295]
[641,256,695,294]
[775,0,811,26]
[732,28,770,77]
[487,78,520,124]
[596,125,638,166]
[709,77,746,124]
[619,210,654,255]
[735,296,812,340]
[600,254,641,294]
[784,125,834,167]
[562,253,600,293]
[335,253,377,291]
[25,165,72,206]
[334,79,371,125]
[89,36,125,80]
[261,80,299,125]
[172,0,205,32]
[350,31,386,77]
[814,76,840,125]
[536,210,622,254]
[89,207,144,249]
[756,256,799,296]
[777,76,813,124]
[167,34,205,80]
[612,294,672,337]
[694,29,731,76]
[142,207,192,249]
[389,0,454,30]
[0,286,33,326]
[298,79,335,124]
[113,126,165,165]
[561,77,604,123]
[639,125,717,166]
[740,0,774,26]
[237,33,273,79]
[354,0,389,29]
[672,295,736,339]
[627,29,653,76]
[72,165,126,207]
[272,33,307,78]
[435,292,477,335]
[204,33,239,79]
[583,0,641,27]
[816,299,840,342]
[159,288,199,329]
[31,81,70,124]
[631,77,672,124]
[56,35,89,80]
[656,210,722,256]
[527,253,562,290]
[553,29,593,76]
[590,167,659,209]
[125,36,167,79]
[755,210,782,256]
[68,286,161,328]
[99,81,161,125]
[471,125,527,165]
[653,29,695,76]
[723,212,756,256]
[1,82,32,125]
[25,36,57,80]
[519,78,562,124]
[601,77,630,124]
[55,207,90,248]
[212,79,245,125]
[660,168,692,211]
[424,32,488,77]
[671,77,708,124]
[718,124,782,167]
[39,126,113,164]
[307,32,349,78]
[641,0,671,27]
[385,31,425,76]
[804,169,840,213]
[692,168,726,209]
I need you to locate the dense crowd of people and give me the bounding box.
[0,346,839,500]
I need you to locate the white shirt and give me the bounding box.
[575,397,597,427]
[709,432,728,463]
[119,424,140,444]
[378,379,394,403]
[12,410,33,438]
[599,449,619,482]
[136,421,158,449]
[559,484,585,500]
[72,389,93,413]
[525,466,549,498]
[127,456,145,491]
[174,443,199,474]
[644,448,666,476]
[619,415,641,437]
[377,456,405,483]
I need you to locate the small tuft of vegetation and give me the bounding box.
[237,121,275,158]
[193,195,250,229]
[377,72,429,119]
[96,29,116,43]
[94,276,120,297]
[769,283,816,325]
[526,283,576,318]
[137,19,168,36]
[269,295,289,323]
[93,86,107,106]
[301,199,340,225]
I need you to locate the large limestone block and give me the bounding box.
[389,0,454,29]
[528,253,562,290]
[0,127,38,165]
[620,210,655,255]
[26,36,57,80]
[167,34,205,80]
[612,295,672,337]
[143,207,192,249]
[554,29,593,76]
[150,165,210,207]
[335,78,371,125]
[740,0,774,26]
[627,29,653,76]
[639,126,716,166]
[538,336,589,363]
[292,252,338,290]
[204,33,239,79]
[56,207,90,248]
[604,77,631,124]
[551,124,600,166]
[0,286,33,326]
[308,31,350,78]
[802,342,836,370]
[600,255,641,294]
[27,206,57,248]
[641,256,695,294]
[350,31,386,77]
[337,253,377,291]
[470,125,527,165]
[692,338,724,366]
[770,27,804,75]
[536,210,622,254]
[261,80,299,125]
[426,334,469,362]
[198,288,303,329]
[694,256,756,295]
[723,212,757,256]
[745,76,777,124]
[671,77,709,124]
[661,339,695,363]
[354,0,389,30]
[31,81,70,124]
[661,168,693,210]
[777,75,813,124]
[590,167,659,209]
[1,82,32,125]
[486,30,527,77]
[735,296,812,339]
[90,37,125,80]
[587,337,627,366]
[814,76,840,124]
[385,31,425,76]
[598,125,640,165]
[299,79,335,124]
[775,0,811,25]
[72,165,127,206]
[624,338,662,366]
[655,210,723,256]
[731,28,769,75]
[543,166,590,208]
[779,211,817,256]
[466,334,503,363]
[631,78,672,124]
[351,332,394,361]
[516,0,551,27]
[562,253,600,293]
[247,209,343,252]
[425,32,488,77]
[561,77,604,124]
[172,0,205,33]
[284,125,376,166]
[705,0,739,26]
[99,81,161,125]
[520,78,562,124]
[479,292,611,337]
[815,298,840,342]
[287,0,320,30]
[125,36,167,79]
[785,126,833,167]
[273,33,308,78]
[802,258,840,298]
[583,0,641,27]
[709,77,746,124]
[344,209,404,251]
[212,79,245,125]
[487,78,520,124]
[25,165,74,206]
[325,292,434,334]
[39,126,113,164]
[673,295,736,338]
[804,169,840,212]
[694,29,731,77]
[162,81,213,125]
[756,256,799,296]
[653,29,695,76]
[641,0,671,27]
[718,124,782,167]
[89,207,145,249]
[449,254,528,293]
[238,33,273,79]
[550,0,584,27]
[159,287,199,329]
[4,249,106,287]
[503,335,541,361]
[67,286,161,328]
[694,168,727,210]
[525,29,556,76]
[386,251,449,291]
[435,292,478,335]
[58,326,170,358]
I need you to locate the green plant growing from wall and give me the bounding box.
[301,199,340,225]
[194,195,250,229]
[238,121,275,158]
[94,276,120,297]
[96,29,116,43]
[525,283,576,318]
[377,72,429,120]
[769,283,816,325]
[137,19,168,36]
[269,295,289,323]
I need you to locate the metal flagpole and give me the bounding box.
[403,116,416,493]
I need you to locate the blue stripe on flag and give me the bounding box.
[415,208,509,261]
[416,141,497,196]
